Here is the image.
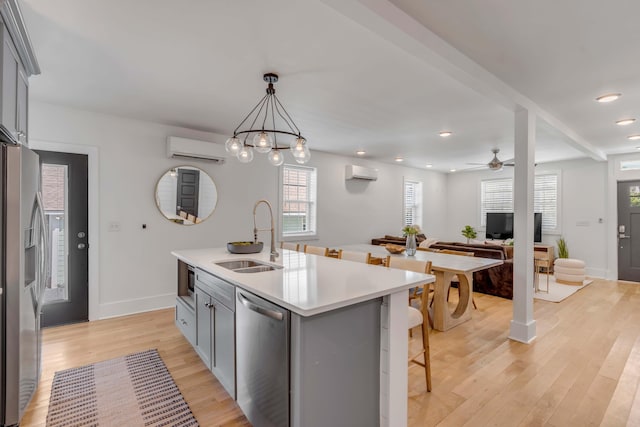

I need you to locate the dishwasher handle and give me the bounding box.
[237,291,284,321]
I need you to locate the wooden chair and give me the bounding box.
[178,210,188,219]
[439,250,477,309]
[386,256,433,392]
[418,247,440,252]
[337,249,371,264]
[187,213,196,223]
[303,245,329,257]
[280,242,300,251]
[439,249,474,257]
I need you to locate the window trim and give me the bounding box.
[278,164,318,240]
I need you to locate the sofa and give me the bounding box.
[370,236,514,299]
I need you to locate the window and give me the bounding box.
[620,160,640,171]
[281,164,317,237]
[403,180,422,228]
[630,185,640,207]
[480,173,559,233]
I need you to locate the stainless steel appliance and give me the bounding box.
[236,289,290,427]
[1,127,47,427]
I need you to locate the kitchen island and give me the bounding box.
[172,247,435,427]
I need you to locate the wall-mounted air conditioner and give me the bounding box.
[345,165,378,181]
[167,136,227,163]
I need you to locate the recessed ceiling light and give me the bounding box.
[616,118,636,126]
[425,164,433,168]
[394,157,403,162]
[628,135,640,140]
[356,150,366,156]
[439,131,453,137]
[636,146,640,150]
[596,93,621,103]
[449,168,456,172]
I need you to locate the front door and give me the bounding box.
[35,150,89,326]
[618,180,640,282]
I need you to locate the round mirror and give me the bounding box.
[155,166,218,225]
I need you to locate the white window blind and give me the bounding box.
[534,174,558,231]
[480,178,513,225]
[480,174,559,233]
[403,180,422,228]
[281,164,317,236]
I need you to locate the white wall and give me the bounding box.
[30,101,448,318]
[297,151,448,247]
[31,102,279,318]
[445,158,609,277]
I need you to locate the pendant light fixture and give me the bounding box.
[225,73,310,166]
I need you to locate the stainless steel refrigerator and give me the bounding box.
[0,125,47,427]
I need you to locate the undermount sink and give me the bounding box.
[215,259,282,273]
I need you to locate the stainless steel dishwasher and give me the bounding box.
[236,288,290,427]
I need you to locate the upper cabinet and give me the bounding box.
[0,0,39,147]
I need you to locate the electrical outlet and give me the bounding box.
[108,221,121,232]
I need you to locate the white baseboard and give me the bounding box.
[98,293,175,319]
[585,267,607,279]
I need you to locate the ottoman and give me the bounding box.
[554,258,586,285]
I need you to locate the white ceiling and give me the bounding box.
[21,0,638,172]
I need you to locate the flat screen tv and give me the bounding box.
[485,212,542,242]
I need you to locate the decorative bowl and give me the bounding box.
[227,241,264,254]
[385,243,405,254]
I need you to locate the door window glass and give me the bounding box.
[630,185,640,207]
[41,164,69,304]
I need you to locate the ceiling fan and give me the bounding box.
[466,149,514,171]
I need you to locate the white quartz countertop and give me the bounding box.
[172,247,435,317]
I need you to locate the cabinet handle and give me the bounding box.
[204,302,214,309]
[180,319,187,325]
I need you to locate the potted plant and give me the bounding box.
[402,224,421,256]
[461,225,477,244]
[557,237,569,258]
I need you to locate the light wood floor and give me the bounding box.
[22,279,640,426]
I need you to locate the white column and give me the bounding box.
[509,108,537,343]
[380,290,408,427]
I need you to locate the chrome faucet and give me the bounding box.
[253,199,278,261]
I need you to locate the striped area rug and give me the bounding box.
[46,349,198,427]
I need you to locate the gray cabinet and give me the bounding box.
[16,67,27,143]
[0,23,28,145]
[194,286,212,367]
[175,297,196,347]
[195,269,236,398]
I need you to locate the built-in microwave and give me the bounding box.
[187,264,195,297]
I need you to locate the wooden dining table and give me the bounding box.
[339,244,503,331]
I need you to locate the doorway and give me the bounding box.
[617,180,640,281]
[35,150,89,327]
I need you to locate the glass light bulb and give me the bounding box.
[225,136,242,154]
[290,137,306,156]
[294,146,310,164]
[253,131,273,154]
[237,146,254,163]
[268,149,284,166]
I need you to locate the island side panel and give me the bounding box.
[382,290,409,427]
[290,298,381,427]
